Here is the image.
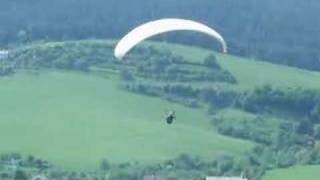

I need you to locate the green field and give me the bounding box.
[3,40,320,175]
[148,42,320,90]
[24,39,320,90]
[263,165,320,180]
[0,71,253,170]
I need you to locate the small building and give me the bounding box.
[143,175,166,180]
[206,177,248,180]
[0,50,9,60]
[31,175,47,180]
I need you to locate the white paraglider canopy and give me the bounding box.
[114,18,227,60]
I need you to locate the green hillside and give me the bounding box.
[1,40,320,178]
[16,40,320,90]
[263,165,320,180]
[151,42,320,90]
[0,71,253,170]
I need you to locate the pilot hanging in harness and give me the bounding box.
[165,111,176,124]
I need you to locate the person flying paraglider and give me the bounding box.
[165,111,176,124]
[113,18,226,126]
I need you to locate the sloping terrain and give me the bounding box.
[1,40,320,178]
[0,71,253,170]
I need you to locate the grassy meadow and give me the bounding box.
[0,70,253,170]
[262,165,320,180]
[2,40,320,178]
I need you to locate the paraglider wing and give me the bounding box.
[114,18,227,60]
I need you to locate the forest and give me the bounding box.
[1,0,320,70]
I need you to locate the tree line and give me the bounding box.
[1,0,320,70]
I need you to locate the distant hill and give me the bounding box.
[1,0,320,70]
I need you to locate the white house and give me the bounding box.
[0,50,9,60]
[206,177,248,180]
[143,175,166,180]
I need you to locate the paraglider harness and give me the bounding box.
[166,111,176,124]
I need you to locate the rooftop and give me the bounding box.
[206,177,248,180]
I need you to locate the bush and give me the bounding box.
[0,65,14,76]
[120,69,135,81]
[238,86,320,116]
[314,125,320,139]
[310,104,320,123]
[203,54,221,69]
[14,170,28,180]
[100,159,111,171]
[296,120,314,135]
